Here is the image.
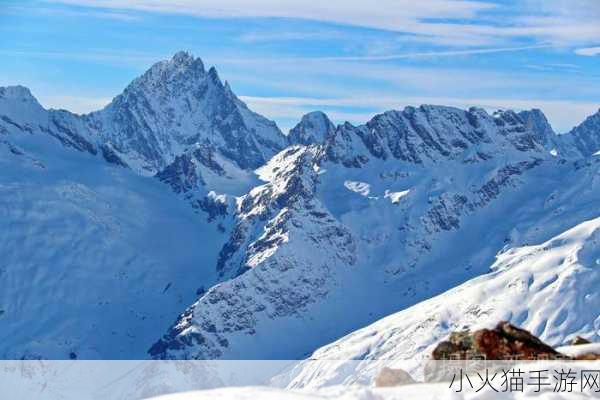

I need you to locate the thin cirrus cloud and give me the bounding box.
[574,47,600,57]
[46,0,496,27]
[46,0,600,48]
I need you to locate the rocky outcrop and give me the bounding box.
[571,336,591,346]
[322,106,548,167]
[518,108,558,150]
[432,322,580,360]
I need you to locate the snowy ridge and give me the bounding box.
[322,106,549,167]
[282,215,600,388]
[564,109,600,157]
[149,145,358,359]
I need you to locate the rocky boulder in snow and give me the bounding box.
[374,367,416,387]
[431,322,562,360]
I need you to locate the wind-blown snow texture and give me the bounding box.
[0,52,598,365]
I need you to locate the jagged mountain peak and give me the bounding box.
[0,85,38,103]
[517,108,556,148]
[288,111,335,145]
[566,108,600,157]
[0,85,47,119]
[119,52,208,99]
[171,50,197,66]
[85,51,286,173]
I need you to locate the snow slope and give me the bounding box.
[282,216,600,388]
[146,383,600,400]
[0,127,236,359]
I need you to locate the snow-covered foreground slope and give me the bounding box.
[0,128,231,359]
[146,383,600,400]
[281,216,600,388]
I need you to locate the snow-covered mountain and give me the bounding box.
[0,52,282,359]
[149,105,599,361]
[0,51,598,369]
[0,51,286,177]
[87,51,287,174]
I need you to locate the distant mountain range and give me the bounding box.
[0,52,598,368]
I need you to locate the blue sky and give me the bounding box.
[0,0,599,133]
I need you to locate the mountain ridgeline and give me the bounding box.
[0,52,598,363]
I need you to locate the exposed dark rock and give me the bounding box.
[100,144,129,168]
[571,336,591,346]
[432,321,563,360]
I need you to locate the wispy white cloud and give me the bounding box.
[45,0,600,48]
[0,49,164,67]
[36,95,112,114]
[46,0,495,28]
[316,44,554,61]
[2,3,141,21]
[574,47,600,56]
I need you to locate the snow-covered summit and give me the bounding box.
[0,52,287,176]
[288,111,335,145]
[87,52,287,174]
[566,109,600,157]
[0,85,39,103]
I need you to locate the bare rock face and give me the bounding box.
[432,321,563,360]
[571,336,591,346]
[374,367,416,387]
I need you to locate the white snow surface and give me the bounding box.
[384,189,410,204]
[146,383,600,400]
[344,180,371,197]
[0,121,229,359]
[281,217,600,388]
